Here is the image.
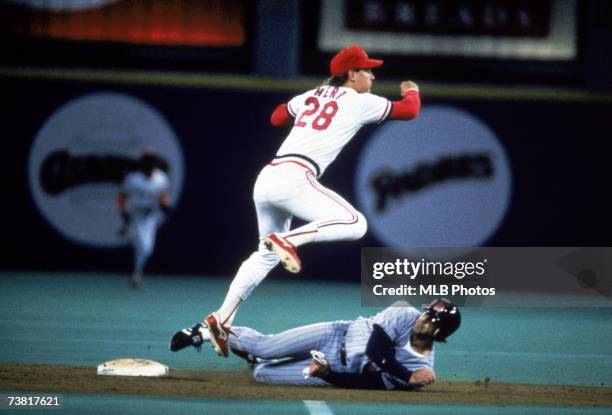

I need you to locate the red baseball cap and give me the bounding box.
[329,45,383,76]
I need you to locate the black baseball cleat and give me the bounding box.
[170,323,206,352]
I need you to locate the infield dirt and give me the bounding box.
[1,363,611,407]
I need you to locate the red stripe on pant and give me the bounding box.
[305,172,358,228]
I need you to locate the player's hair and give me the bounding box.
[323,67,373,87]
[139,153,157,176]
[323,73,349,87]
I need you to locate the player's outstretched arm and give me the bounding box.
[388,81,421,120]
[270,103,294,127]
[365,324,436,390]
[304,350,385,389]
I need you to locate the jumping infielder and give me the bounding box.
[172,299,461,390]
[118,149,170,288]
[203,45,421,357]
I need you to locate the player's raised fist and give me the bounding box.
[400,81,419,96]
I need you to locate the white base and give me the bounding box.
[97,359,169,377]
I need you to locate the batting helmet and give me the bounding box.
[425,298,461,342]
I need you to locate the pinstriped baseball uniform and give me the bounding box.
[228,306,434,389]
[226,85,391,306]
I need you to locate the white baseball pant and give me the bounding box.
[229,321,349,385]
[130,211,161,275]
[227,159,367,301]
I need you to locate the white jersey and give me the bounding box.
[277,85,391,176]
[121,169,169,215]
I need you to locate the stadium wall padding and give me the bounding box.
[3,77,611,281]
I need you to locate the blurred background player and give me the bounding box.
[200,45,421,357]
[118,149,171,288]
[172,298,461,390]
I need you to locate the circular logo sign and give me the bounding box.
[28,92,185,247]
[355,105,512,246]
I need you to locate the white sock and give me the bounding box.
[197,326,211,341]
[217,292,243,327]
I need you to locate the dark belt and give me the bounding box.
[340,328,348,366]
[273,153,321,177]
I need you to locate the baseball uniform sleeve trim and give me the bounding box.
[286,102,297,117]
[377,99,392,123]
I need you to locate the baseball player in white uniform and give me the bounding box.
[202,45,422,357]
[171,299,461,390]
[118,149,170,288]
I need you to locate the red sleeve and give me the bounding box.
[270,103,294,127]
[389,90,421,121]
